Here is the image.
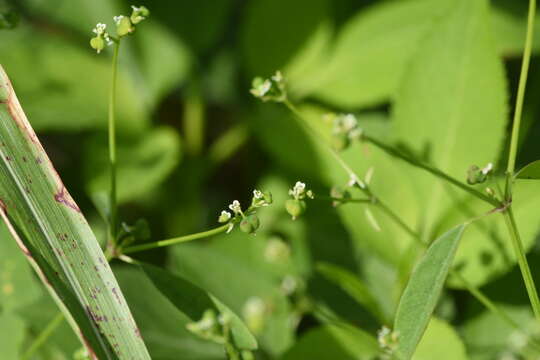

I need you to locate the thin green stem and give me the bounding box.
[108,41,120,248]
[507,0,536,175]
[375,199,418,241]
[21,312,64,360]
[376,198,534,336]
[502,0,540,323]
[503,208,540,320]
[183,80,205,156]
[315,195,371,204]
[283,100,360,183]
[122,224,230,254]
[279,97,528,332]
[363,135,500,207]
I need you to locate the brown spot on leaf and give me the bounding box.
[54,186,81,213]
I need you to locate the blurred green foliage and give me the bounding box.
[2,0,540,359]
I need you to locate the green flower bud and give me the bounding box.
[218,210,232,223]
[115,16,134,37]
[263,191,273,205]
[330,186,351,206]
[90,36,105,53]
[240,215,260,234]
[466,165,484,185]
[130,5,150,24]
[285,199,306,220]
[332,133,350,151]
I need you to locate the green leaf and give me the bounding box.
[241,0,329,77]
[0,29,148,134]
[444,179,540,288]
[295,0,453,108]
[0,222,41,312]
[515,159,540,180]
[170,239,295,356]
[141,263,258,351]
[394,225,467,360]
[113,265,224,360]
[0,312,25,359]
[413,318,468,360]
[0,66,150,358]
[86,126,182,203]
[392,0,507,240]
[316,262,385,323]
[282,324,379,360]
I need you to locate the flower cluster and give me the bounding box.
[285,181,313,220]
[89,23,112,54]
[218,190,272,234]
[466,162,493,185]
[90,5,149,54]
[250,71,287,103]
[327,113,363,151]
[377,326,399,358]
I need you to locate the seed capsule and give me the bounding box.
[285,199,306,219]
[240,215,260,234]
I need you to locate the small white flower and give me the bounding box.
[377,326,391,347]
[253,189,263,199]
[481,162,493,175]
[271,70,283,83]
[113,15,125,25]
[290,181,306,198]
[131,5,142,12]
[342,114,358,132]
[103,33,113,46]
[228,200,242,214]
[218,210,231,223]
[281,275,297,295]
[256,80,271,97]
[93,23,107,35]
[226,223,234,234]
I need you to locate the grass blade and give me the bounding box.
[0,65,150,359]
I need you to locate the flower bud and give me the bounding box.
[130,5,150,24]
[285,199,306,220]
[240,215,260,234]
[218,210,232,223]
[332,133,350,151]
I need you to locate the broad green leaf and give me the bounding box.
[413,318,468,360]
[461,302,534,360]
[85,126,182,203]
[515,160,540,180]
[295,0,453,108]
[282,324,379,360]
[114,265,224,360]
[141,263,258,351]
[22,0,192,114]
[392,0,507,241]
[316,262,385,323]
[0,29,148,134]
[394,225,467,360]
[0,66,150,358]
[0,312,25,359]
[241,0,329,77]
[443,180,540,288]
[171,239,295,356]
[0,221,41,312]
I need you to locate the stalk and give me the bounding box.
[108,41,120,249]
